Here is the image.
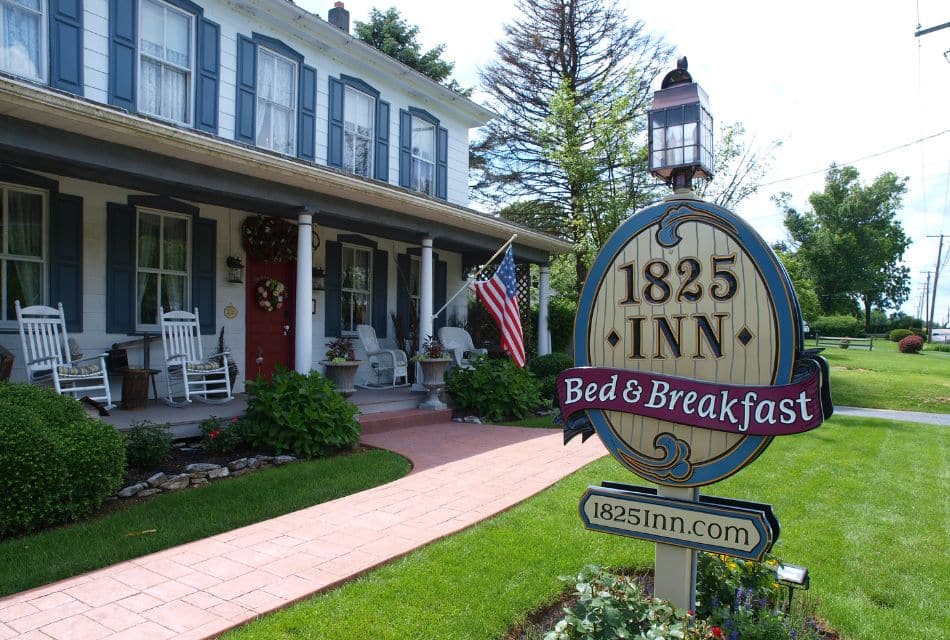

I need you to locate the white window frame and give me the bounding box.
[137,0,196,126]
[410,116,436,196]
[0,0,48,83]
[0,181,47,325]
[340,244,372,335]
[134,208,192,331]
[343,85,374,178]
[256,46,298,155]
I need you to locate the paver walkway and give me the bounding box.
[0,423,606,640]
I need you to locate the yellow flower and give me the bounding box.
[727,562,738,571]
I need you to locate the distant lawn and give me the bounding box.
[226,416,949,640]
[818,339,950,413]
[501,414,559,428]
[0,450,410,597]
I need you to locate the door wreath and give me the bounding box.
[255,278,287,312]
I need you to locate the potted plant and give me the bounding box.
[322,337,361,397]
[415,335,451,410]
[216,327,240,390]
[226,255,245,283]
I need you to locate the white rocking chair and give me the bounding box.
[356,324,409,388]
[159,307,233,406]
[15,301,114,410]
[439,326,488,369]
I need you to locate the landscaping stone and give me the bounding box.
[246,457,260,469]
[463,416,482,424]
[208,467,230,479]
[146,472,167,487]
[274,455,297,465]
[189,471,209,479]
[159,474,191,491]
[184,463,221,473]
[191,478,209,487]
[118,482,147,498]
[230,468,252,477]
[137,488,161,498]
[228,458,248,471]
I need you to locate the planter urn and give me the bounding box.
[418,357,451,410]
[322,360,361,398]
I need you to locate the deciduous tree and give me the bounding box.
[777,165,911,331]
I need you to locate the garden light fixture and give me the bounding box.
[776,562,809,611]
[648,56,714,190]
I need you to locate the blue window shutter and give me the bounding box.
[195,18,220,134]
[396,253,410,344]
[436,126,448,200]
[398,109,412,189]
[434,259,447,331]
[49,0,83,95]
[108,0,136,110]
[372,248,388,338]
[324,240,342,337]
[327,76,344,167]
[235,35,257,144]
[374,100,390,182]
[193,218,216,334]
[106,203,135,333]
[298,65,317,160]
[50,193,83,332]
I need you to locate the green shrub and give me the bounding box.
[811,314,862,337]
[898,335,924,354]
[927,342,950,353]
[243,366,359,458]
[889,328,914,342]
[696,553,784,619]
[0,384,125,537]
[549,297,577,353]
[199,415,247,455]
[445,355,542,421]
[529,352,574,400]
[123,421,173,468]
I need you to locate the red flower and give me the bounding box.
[710,627,723,639]
[209,428,221,439]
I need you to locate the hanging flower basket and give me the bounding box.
[255,278,287,312]
[241,215,298,263]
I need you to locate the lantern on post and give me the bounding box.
[648,57,714,191]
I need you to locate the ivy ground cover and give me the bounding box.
[225,415,949,640]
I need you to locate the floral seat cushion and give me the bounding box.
[56,363,103,377]
[186,360,221,372]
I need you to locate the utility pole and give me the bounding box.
[919,272,932,320]
[927,235,945,342]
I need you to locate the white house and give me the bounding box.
[0,0,568,392]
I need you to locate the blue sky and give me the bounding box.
[300,0,950,322]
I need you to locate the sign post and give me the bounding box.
[558,59,831,611]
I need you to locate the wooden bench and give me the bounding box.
[815,334,874,350]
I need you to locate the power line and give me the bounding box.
[757,128,950,188]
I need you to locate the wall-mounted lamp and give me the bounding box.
[312,266,326,291]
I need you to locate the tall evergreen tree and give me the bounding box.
[474,0,673,289]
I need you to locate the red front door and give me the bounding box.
[245,257,296,382]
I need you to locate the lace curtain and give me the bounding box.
[2,0,43,81]
[4,189,43,319]
[256,49,296,155]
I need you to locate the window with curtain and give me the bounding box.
[256,47,297,155]
[341,244,371,333]
[136,209,190,328]
[139,0,194,125]
[411,116,435,195]
[1,183,45,322]
[0,0,46,82]
[344,86,374,178]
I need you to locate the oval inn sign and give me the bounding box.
[557,198,832,487]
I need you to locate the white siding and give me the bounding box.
[73,0,478,206]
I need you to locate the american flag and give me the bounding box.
[474,246,525,367]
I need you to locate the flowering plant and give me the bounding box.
[225,255,244,269]
[255,278,287,312]
[325,337,356,363]
[199,416,245,455]
[241,215,297,262]
[415,334,447,360]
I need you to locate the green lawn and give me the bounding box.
[819,340,950,413]
[226,416,949,640]
[0,449,410,597]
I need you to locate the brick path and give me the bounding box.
[0,422,606,639]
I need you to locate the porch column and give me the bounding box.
[295,211,313,374]
[419,237,434,350]
[538,264,552,356]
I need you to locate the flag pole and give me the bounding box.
[432,233,518,321]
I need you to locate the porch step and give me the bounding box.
[358,408,453,435]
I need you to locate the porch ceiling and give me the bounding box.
[0,77,571,264]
